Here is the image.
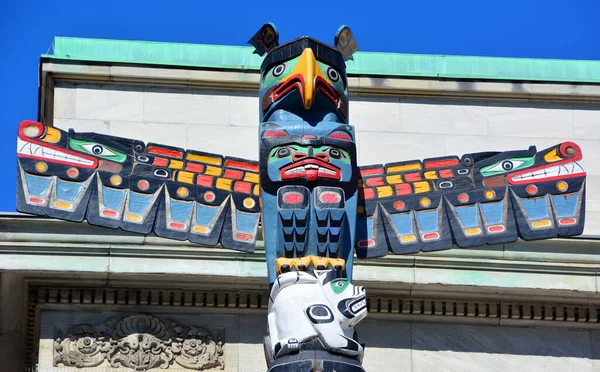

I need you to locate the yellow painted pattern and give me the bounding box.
[35,162,48,172]
[243,197,255,208]
[176,187,190,198]
[532,220,552,228]
[169,160,184,169]
[281,48,328,110]
[54,201,73,210]
[253,185,260,196]
[385,175,403,184]
[387,163,421,173]
[401,235,416,243]
[556,181,568,192]
[358,179,364,188]
[177,171,195,184]
[109,174,122,186]
[186,153,222,165]
[376,186,393,198]
[424,171,438,180]
[484,189,496,200]
[465,228,482,236]
[193,226,210,233]
[275,256,346,274]
[205,166,222,176]
[125,214,143,222]
[43,127,61,143]
[419,197,431,208]
[244,172,259,183]
[216,178,233,191]
[544,149,562,163]
[413,181,431,194]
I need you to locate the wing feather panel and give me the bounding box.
[356,143,586,258]
[16,121,260,252]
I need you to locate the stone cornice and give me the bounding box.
[2,214,600,300]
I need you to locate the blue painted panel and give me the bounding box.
[454,205,480,228]
[170,198,193,221]
[195,203,219,225]
[25,174,52,196]
[389,212,413,235]
[235,209,259,233]
[415,209,439,232]
[102,186,126,209]
[55,179,83,201]
[129,191,153,214]
[480,200,504,224]
[551,193,579,217]
[518,195,549,219]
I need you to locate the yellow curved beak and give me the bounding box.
[284,48,327,110]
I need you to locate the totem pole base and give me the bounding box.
[267,340,365,372]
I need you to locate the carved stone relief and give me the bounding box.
[53,314,224,370]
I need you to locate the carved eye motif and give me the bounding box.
[272,63,287,77]
[327,67,340,82]
[275,147,292,158]
[328,148,342,159]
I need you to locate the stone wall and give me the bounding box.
[37,309,600,371]
[52,82,600,235]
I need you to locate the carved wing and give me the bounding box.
[16,121,261,252]
[355,142,586,258]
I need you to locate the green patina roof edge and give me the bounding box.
[41,36,600,84]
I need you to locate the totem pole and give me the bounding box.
[15,23,586,372]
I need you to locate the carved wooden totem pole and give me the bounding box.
[16,24,587,371]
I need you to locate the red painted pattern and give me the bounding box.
[319,191,342,204]
[169,222,186,229]
[359,167,384,177]
[147,146,183,159]
[185,163,205,173]
[559,218,576,225]
[196,174,214,188]
[327,132,352,141]
[424,159,460,169]
[439,169,454,178]
[224,159,259,172]
[153,157,168,167]
[236,233,253,241]
[234,181,253,195]
[283,191,304,204]
[262,130,288,138]
[394,184,412,196]
[365,177,385,187]
[357,239,376,248]
[359,188,376,200]
[404,172,422,182]
[422,232,440,240]
[224,169,244,180]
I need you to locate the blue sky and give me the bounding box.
[1,0,599,212]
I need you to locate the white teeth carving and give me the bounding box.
[17,138,94,166]
[284,165,337,176]
[351,298,366,313]
[511,161,585,181]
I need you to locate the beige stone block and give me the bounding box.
[411,323,593,372]
[445,135,530,156]
[53,118,110,134]
[238,315,268,371]
[143,88,231,126]
[53,85,77,119]
[488,102,574,139]
[359,319,411,371]
[229,93,259,127]
[400,99,488,135]
[349,96,401,132]
[355,131,445,166]
[187,125,258,160]
[583,211,600,237]
[108,121,188,149]
[75,85,144,121]
[574,106,600,140]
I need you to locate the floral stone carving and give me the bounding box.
[53,314,224,370]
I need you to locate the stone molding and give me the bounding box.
[38,60,600,124]
[53,313,224,370]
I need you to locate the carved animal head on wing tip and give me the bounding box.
[476,142,585,187]
[250,24,359,124]
[313,270,367,329]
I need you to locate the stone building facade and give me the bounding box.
[1,37,600,371]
